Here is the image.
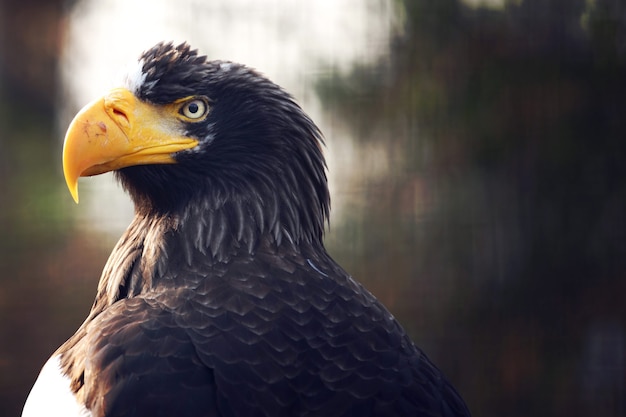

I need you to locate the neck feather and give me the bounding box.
[88,184,327,316]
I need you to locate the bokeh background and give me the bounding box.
[2,0,626,416]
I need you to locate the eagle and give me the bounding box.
[22,42,470,417]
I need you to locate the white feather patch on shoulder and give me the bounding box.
[22,355,91,417]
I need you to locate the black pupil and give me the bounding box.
[188,102,199,114]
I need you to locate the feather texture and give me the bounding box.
[26,42,470,417]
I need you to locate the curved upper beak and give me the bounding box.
[62,88,198,203]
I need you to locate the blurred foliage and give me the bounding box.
[0,96,105,416]
[0,1,102,416]
[320,0,626,416]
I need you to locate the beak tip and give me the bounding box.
[66,179,80,204]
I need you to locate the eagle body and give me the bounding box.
[23,43,470,416]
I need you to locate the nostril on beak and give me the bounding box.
[111,107,130,128]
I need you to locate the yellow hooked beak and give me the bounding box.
[62,88,199,203]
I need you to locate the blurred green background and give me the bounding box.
[2,0,626,416]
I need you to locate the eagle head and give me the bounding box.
[63,42,330,245]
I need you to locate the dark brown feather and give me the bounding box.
[56,42,470,417]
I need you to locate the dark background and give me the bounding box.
[1,1,625,416]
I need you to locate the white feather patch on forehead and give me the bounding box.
[122,58,149,95]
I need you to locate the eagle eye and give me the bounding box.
[180,98,208,120]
